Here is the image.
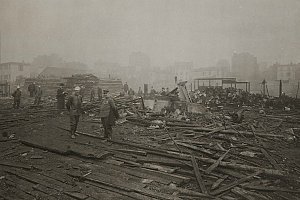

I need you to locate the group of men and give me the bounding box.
[12,82,119,140]
[11,83,43,109]
[59,84,119,139]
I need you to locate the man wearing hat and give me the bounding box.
[28,82,36,97]
[12,86,22,109]
[34,86,43,105]
[57,83,66,110]
[99,89,119,140]
[66,86,83,139]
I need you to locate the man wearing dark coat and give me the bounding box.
[66,86,82,139]
[34,86,43,105]
[99,89,119,140]
[12,86,22,109]
[28,82,36,97]
[57,83,66,110]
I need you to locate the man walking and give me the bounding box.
[97,87,102,101]
[28,82,36,97]
[66,86,82,139]
[12,86,22,109]
[99,89,119,140]
[34,86,43,105]
[124,82,129,94]
[57,83,66,110]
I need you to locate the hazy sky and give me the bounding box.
[0,0,300,67]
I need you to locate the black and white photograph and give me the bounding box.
[0,0,299,199]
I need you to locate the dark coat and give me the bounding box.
[66,94,83,116]
[99,97,119,125]
[12,89,21,100]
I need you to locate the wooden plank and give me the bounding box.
[231,187,256,200]
[210,171,261,196]
[0,161,31,170]
[191,156,207,194]
[260,148,282,170]
[242,185,300,193]
[68,171,175,200]
[142,163,178,173]
[211,175,228,190]
[115,149,147,156]
[232,187,269,200]
[205,149,230,174]
[177,142,213,156]
[64,192,89,200]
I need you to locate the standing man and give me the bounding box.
[66,86,83,139]
[28,82,36,97]
[99,89,119,140]
[138,87,143,97]
[97,87,102,101]
[79,85,85,98]
[34,86,43,105]
[57,83,66,111]
[90,88,95,102]
[124,82,129,94]
[12,86,21,109]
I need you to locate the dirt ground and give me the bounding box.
[0,97,300,200]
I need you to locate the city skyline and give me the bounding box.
[0,0,300,68]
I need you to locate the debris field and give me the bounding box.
[0,96,300,200]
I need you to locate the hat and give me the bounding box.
[74,86,81,91]
[59,83,64,86]
[17,85,20,89]
[103,89,109,94]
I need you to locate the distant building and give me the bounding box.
[93,61,122,79]
[0,62,36,83]
[172,61,193,82]
[270,63,300,81]
[39,67,87,78]
[231,52,259,81]
[129,52,151,70]
[191,66,230,80]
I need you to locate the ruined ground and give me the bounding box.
[0,97,300,200]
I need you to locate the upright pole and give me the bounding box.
[248,82,251,93]
[296,81,299,99]
[0,31,2,64]
[262,80,266,95]
[279,80,282,97]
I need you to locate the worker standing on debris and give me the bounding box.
[66,86,83,139]
[124,82,129,94]
[90,88,95,102]
[99,89,119,140]
[57,83,66,111]
[79,85,85,98]
[138,87,143,97]
[12,86,22,109]
[28,82,36,97]
[34,86,43,105]
[97,87,102,101]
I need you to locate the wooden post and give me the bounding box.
[262,80,266,95]
[245,82,248,92]
[193,80,196,91]
[279,80,282,97]
[248,82,250,93]
[296,81,299,99]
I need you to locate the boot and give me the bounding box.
[70,127,76,139]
